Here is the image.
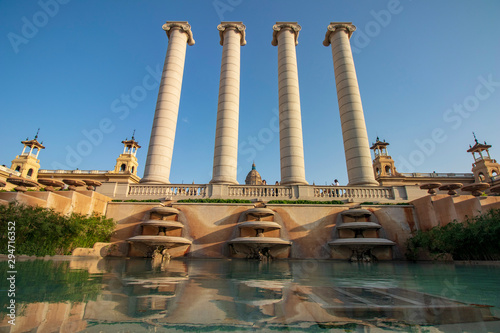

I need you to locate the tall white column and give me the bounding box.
[210,22,246,184]
[272,22,308,185]
[323,22,378,186]
[141,22,195,184]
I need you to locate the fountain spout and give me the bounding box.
[127,205,191,258]
[228,204,291,260]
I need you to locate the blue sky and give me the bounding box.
[1,1,499,185]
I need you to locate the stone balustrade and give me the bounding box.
[228,185,293,199]
[399,172,473,178]
[39,169,109,174]
[0,165,21,176]
[313,186,393,200]
[119,183,398,202]
[128,184,207,198]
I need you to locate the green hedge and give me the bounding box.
[111,199,161,202]
[405,208,500,261]
[267,200,344,205]
[177,198,252,204]
[361,202,411,206]
[0,202,115,256]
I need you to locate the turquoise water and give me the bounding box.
[1,258,500,332]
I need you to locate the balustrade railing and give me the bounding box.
[124,184,395,201]
[128,184,207,198]
[0,165,21,176]
[228,185,292,199]
[314,186,393,200]
[399,172,473,178]
[39,169,109,174]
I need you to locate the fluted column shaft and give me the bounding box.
[141,22,195,184]
[324,22,378,186]
[211,22,246,184]
[272,22,308,185]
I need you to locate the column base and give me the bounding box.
[280,178,309,186]
[347,179,381,187]
[139,176,170,185]
[209,178,239,185]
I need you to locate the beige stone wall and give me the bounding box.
[3,189,498,259]
[106,202,417,259]
[366,205,419,258]
[0,190,110,216]
[107,202,158,244]
[411,194,500,231]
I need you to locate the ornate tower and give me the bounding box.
[112,133,141,176]
[467,133,500,183]
[370,137,397,180]
[10,130,45,180]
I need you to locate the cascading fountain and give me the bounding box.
[328,208,395,262]
[228,204,291,260]
[128,205,191,261]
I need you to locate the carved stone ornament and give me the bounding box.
[162,21,195,46]
[323,22,356,46]
[272,22,301,46]
[217,22,246,46]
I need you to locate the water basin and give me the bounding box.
[2,259,499,331]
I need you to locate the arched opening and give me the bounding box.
[120,164,126,172]
[478,172,485,182]
[15,165,21,172]
[376,168,381,176]
[385,165,392,176]
[27,168,33,178]
[492,170,498,176]
[131,166,135,174]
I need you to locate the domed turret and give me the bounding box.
[245,163,263,185]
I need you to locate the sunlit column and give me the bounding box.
[210,22,246,184]
[141,21,195,184]
[272,22,308,185]
[323,22,378,186]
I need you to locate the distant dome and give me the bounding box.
[245,163,263,185]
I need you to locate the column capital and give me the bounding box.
[323,22,356,46]
[162,21,195,46]
[272,22,301,46]
[217,22,246,46]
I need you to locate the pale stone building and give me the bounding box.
[1,134,141,192]
[370,135,500,190]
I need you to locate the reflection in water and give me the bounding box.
[1,259,500,332]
